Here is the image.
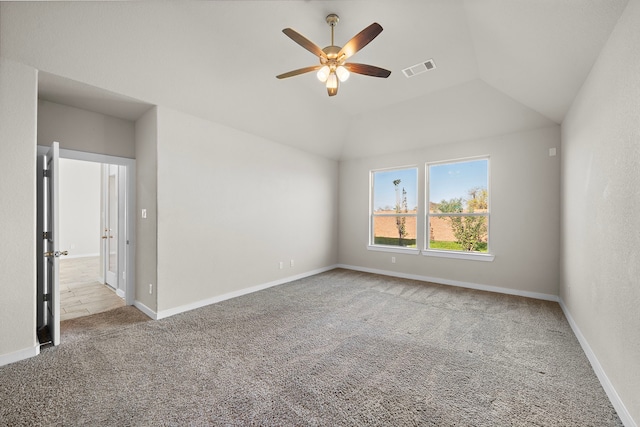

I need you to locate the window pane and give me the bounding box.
[429,159,488,213]
[373,216,417,248]
[428,215,488,252]
[373,168,418,214]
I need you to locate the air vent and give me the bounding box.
[402,59,436,78]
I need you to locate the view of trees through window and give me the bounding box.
[428,158,489,253]
[371,168,418,248]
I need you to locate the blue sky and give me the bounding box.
[373,159,488,210]
[429,159,488,203]
[373,168,418,211]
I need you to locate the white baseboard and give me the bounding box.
[133,300,158,320]
[558,299,637,427]
[337,265,635,425]
[116,288,125,298]
[64,252,100,259]
[0,344,40,367]
[336,264,559,302]
[155,265,338,320]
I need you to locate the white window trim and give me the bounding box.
[367,245,420,255]
[422,249,495,262]
[426,156,492,258]
[369,165,419,251]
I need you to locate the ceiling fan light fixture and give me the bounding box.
[336,65,350,82]
[277,13,390,97]
[326,72,338,90]
[316,65,330,82]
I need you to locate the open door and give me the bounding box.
[101,163,127,298]
[103,164,119,287]
[37,141,66,346]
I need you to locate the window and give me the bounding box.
[426,158,490,255]
[370,167,418,251]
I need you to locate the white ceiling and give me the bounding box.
[3,0,628,160]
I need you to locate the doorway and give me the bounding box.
[36,145,136,346]
[57,159,126,321]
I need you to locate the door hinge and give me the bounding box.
[43,293,51,302]
[43,231,50,239]
[43,169,50,178]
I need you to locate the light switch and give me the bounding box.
[141,209,147,219]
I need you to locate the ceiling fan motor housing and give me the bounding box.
[321,45,344,70]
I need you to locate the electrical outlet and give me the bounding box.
[290,259,294,268]
[149,283,153,294]
[392,256,396,264]
[279,261,284,269]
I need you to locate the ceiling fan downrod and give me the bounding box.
[326,13,339,46]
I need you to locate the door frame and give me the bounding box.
[102,163,123,292]
[37,146,136,306]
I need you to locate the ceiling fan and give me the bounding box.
[276,14,391,97]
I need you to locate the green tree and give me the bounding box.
[467,187,488,211]
[393,179,408,246]
[437,197,464,214]
[438,188,487,251]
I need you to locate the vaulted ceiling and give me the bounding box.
[1,1,629,160]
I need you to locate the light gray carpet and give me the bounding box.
[0,269,622,426]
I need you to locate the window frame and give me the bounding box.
[368,166,420,255]
[424,156,494,262]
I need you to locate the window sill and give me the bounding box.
[367,245,420,255]
[422,250,495,262]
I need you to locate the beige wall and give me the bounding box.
[134,107,158,312]
[38,100,135,158]
[561,0,640,423]
[58,158,101,257]
[339,126,561,297]
[0,59,38,360]
[155,107,339,314]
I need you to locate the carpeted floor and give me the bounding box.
[0,269,622,426]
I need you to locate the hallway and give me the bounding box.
[59,256,124,321]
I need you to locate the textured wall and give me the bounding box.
[561,0,640,423]
[134,107,158,312]
[155,107,339,313]
[38,100,135,159]
[339,126,561,297]
[0,59,38,360]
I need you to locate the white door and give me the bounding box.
[41,141,64,346]
[102,163,127,298]
[103,164,119,288]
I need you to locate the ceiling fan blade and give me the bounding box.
[282,28,327,59]
[344,63,391,78]
[338,22,383,60]
[276,65,323,79]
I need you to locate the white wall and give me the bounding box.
[155,107,339,314]
[561,0,640,423]
[134,107,158,312]
[38,100,135,158]
[339,126,561,298]
[0,59,38,363]
[58,158,101,257]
